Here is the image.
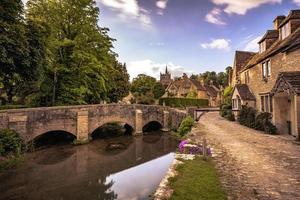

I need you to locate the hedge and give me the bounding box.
[159,98,208,108]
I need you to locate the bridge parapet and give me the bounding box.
[0,104,187,143]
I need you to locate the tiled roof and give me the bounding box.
[204,85,218,97]
[258,30,279,43]
[278,10,300,28]
[234,51,256,73]
[271,71,300,95]
[190,79,206,91]
[234,84,256,101]
[242,26,300,72]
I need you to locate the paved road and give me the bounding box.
[192,112,300,200]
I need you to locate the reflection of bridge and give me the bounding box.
[0,135,178,200]
[0,104,186,142]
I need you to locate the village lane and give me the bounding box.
[192,112,300,200]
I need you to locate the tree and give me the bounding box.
[0,0,30,103]
[131,74,163,104]
[153,82,165,99]
[106,63,130,103]
[26,0,117,105]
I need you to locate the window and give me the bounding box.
[259,41,266,53]
[262,60,271,79]
[281,23,290,40]
[261,96,265,112]
[245,71,250,84]
[260,94,273,113]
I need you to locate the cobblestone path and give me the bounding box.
[192,112,300,200]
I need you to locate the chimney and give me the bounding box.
[273,15,286,30]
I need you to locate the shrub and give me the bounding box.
[159,98,208,108]
[255,112,277,134]
[237,105,256,128]
[237,106,277,134]
[0,129,23,156]
[178,116,194,137]
[220,104,235,121]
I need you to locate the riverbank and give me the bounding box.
[154,126,226,200]
[0,156,24,172]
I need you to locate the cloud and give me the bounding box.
[244,35,262,52]
[156,0,168,15]
[210,0,282,15]
[205,8,226,25]
[201,39,231,51]
[100,0,152,28]
[127,59,194,80]
[293,0,300,5]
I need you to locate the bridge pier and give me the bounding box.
[76,111,89,143]
[135,109,143,136]
[161,111,170,132]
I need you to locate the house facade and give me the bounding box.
[163,73,222,107]
[230,10,300,140]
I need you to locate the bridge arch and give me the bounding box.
[32,130,76,147]
[142,121,163,132]
[89,116,135,136]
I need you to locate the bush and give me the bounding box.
[159,98,208,108]
[237,105,256,128]
[220,104,235,121]
[237,106,277,134]
[178,116,194,137]
[255,112,277,134]
[0,129,23,156]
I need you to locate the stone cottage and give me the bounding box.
[163,73,222,107]
[230,10,300,140]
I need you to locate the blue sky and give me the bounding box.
[97,0,300,79]
[22,0,300,79]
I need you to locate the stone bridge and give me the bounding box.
[0,104,187,143]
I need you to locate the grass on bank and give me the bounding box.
[169,157,226,200]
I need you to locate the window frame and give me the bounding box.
[262,60,271,79]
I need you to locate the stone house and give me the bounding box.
[230,10,300,140]
[163,73,222,107]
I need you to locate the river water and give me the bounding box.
[0,133,178,200]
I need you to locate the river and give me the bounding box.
[0,132,178,200]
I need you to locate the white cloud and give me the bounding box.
[205,8,226,25]
[210,0,282,15]
[100,0,152,28]
[127,59,194,80]
[293,0,300,6]
[244,35,262,52]
[22,0,27,6]
[201,39,231,51]
[156,0,169,15]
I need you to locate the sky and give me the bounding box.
[22,0,300,80]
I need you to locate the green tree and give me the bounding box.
[106,63,130,103]
[27,0,117,105]
[131,74,163,104]
[0,0,30,103]
[153,82,165,99]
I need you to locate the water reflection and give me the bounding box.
[0,133,178,200]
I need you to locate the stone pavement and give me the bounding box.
[191,112,300,200]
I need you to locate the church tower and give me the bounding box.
[160,66,172,88]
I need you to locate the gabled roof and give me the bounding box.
[242,27,300,72]
[190,79,206,91]
[204,85,218,97]
[271,71,300,95]
[234,84,256,101]
[258,30,279,43]
[234,51,256,73]
[278,10,300,28]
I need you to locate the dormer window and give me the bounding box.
[280,23,290,40]
[262,60,271,79]
[259,41,266,53]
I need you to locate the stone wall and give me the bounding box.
[240,48,300,110]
